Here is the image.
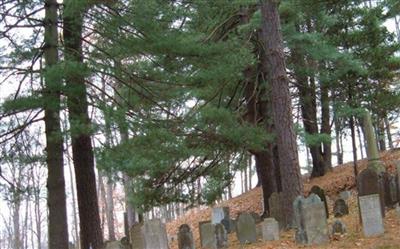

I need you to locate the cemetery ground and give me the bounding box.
[166,149,400,249]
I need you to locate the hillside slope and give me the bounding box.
[166,149,400,249]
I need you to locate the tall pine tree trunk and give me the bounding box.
[320,79,332,170]
[63,2,103,248]
[260,0,303,228]
[43,1,69,249]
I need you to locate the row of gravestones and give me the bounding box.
[105,164,400,249]
[199,209,279,249]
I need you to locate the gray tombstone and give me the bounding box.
[199,221,216,249]
[236,213,257,244]
[178,224,195,249]
[268,192,285,229]
[333,199,349,217]
[130,223,144,249]
[261,218,279,241]
[357,168,385,217]
[142,219,169,249]
[359,194,385,237]
[215,223,228,248]
[310,185,329,218]
[293,194,329,245]
[383,172,398,208]
[331,220,347,235]
[339,190,351,200]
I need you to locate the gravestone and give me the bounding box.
[309,185,329,218]
[293,194,329,245]
[268,192,285,229]
[261,218,279,241]
[130,223,144,249]
[382,172,398,208]
[357,168,385,217]
[339,190,351,200]
[215,223,228,248]
[142,219,169,249]
[359,194,384,237]
[333,199,349,217]
[178,224,195,249]
[236,213,257,244]
[331,220,347,235]
[199,221,216,249]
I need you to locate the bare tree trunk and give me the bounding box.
[43,1,69,248]
[395,16,400,43]
[357,122,365,158]
[63,1,103,248]
[13,201,21,249]
[248,156,252,190]
[385,117,394,149]
[260,0,303,227]
[105,179,115,240]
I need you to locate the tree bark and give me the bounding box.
[43,1,69,249]
[260,0,303,228]
[63,1,103,248]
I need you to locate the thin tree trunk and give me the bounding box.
[395,16,400,43]
[13,201,21,249]
[385,117,394,149]
[260,0,303,227]
[320,78,332,170]
[43,1,69,249]
[63,1,103,248]
[357,122,365,159]
[105,179,115,240]
[248,156,252,189]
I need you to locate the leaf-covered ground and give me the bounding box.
[166,149,400,249]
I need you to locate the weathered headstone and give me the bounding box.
[215,223,228,248]
[362,111,385,173]
[293,194,329,245]
[261,218,279,241]
[331,220,347,235]
[142,219,169,249]
[236,213,257,244]
[130,223,144,249]
[310,185,329,218]
[268,192,284,229]
[359,194,384,237]
[357,168,385,217]
[339,190,351,200]
[199,221,216,249]
[178,224,195,249]
[333,199,349,217]
[383,173,398,207]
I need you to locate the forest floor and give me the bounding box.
[166,149,400,249]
